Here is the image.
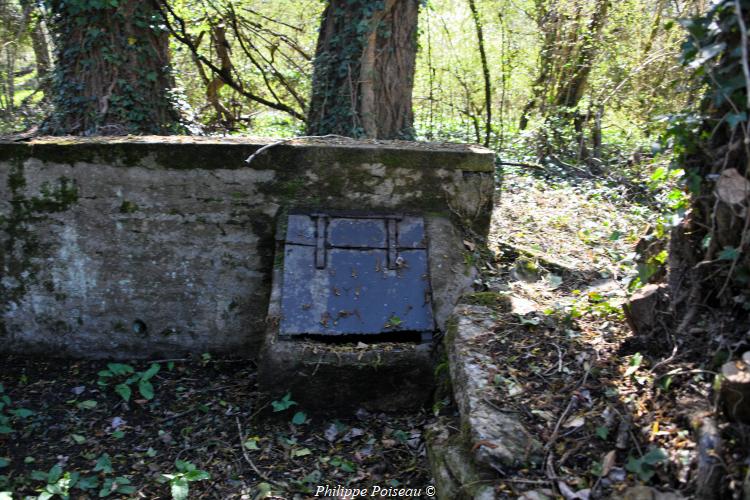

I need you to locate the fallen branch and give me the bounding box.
[245,134,350,165]
[497,161,545,170]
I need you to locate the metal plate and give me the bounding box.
[279,214,434,336]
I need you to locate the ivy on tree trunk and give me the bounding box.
[43,0,184,135]
[306,0,418,140]
[668,0,750,338]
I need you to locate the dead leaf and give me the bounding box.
[716,168,750,205]
[381,438,397,448]
[563,415,586,428]
[463,239,476,251]
[601,450,616,477]
[342,427,365,442]
[471,439,498,451]
[531,409,555,422]
[557,481,591,500]
[510,295,538,315]
[324,423,339,442]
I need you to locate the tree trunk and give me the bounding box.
[19,0,50,96]
[468,0,491,147]
[29,15,50,92]
[553,0,609,112]
[720,353,750,423]
[666,0,750,347]
[43,0,183,135]
[206,24,236,129]
[307,0,419,139]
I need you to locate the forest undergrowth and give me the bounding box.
[469,162,750,498]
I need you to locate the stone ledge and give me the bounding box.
[257,331,434,413]
[0,136,495,172]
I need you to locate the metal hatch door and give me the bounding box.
[279,213,434,340]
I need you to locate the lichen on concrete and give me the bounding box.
[1,159,81,341]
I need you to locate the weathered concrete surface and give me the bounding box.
[445,303,543,471]
[425,301,545,499]
[425,418,498,500]
[0,136,494,359]
[256,214,472,412]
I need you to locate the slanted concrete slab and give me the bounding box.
[445,303,543,471]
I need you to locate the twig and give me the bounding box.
[734,0,750,111]
[235,416,285,488]
[499,477,555,484]
[244,134,349,165]
[649,344,680,374]
[545,395,577,451]
[497,161,545,169]
[158,407,198,423]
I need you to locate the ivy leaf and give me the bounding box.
[106,363,134,376]
[171,478,190,500]
[726,112,747,129]
[624,353,643,377]
[140,363,160,382]
[93,453,113,474]
[689,42,726,68]
[292,447,312,458]
[271,393,297,412]
[31,470,48,481]
[76,400,97,410]
[75,476,99,490]
[625,447,667,481]
[11,408,34,418]
[291,411,308,425]
[138,379,154,400]
[48,465,63,483]
[718,246,740,261]
[595,426,609,440]
[184,470,210,481]
[115,383,131,402]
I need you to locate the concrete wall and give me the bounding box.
[0,137,494,359]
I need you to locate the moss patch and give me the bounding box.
[119,200,139,214]
[0,161,79,338]
[463,292,512,311]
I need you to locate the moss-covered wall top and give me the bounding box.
[0,136,494,359]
